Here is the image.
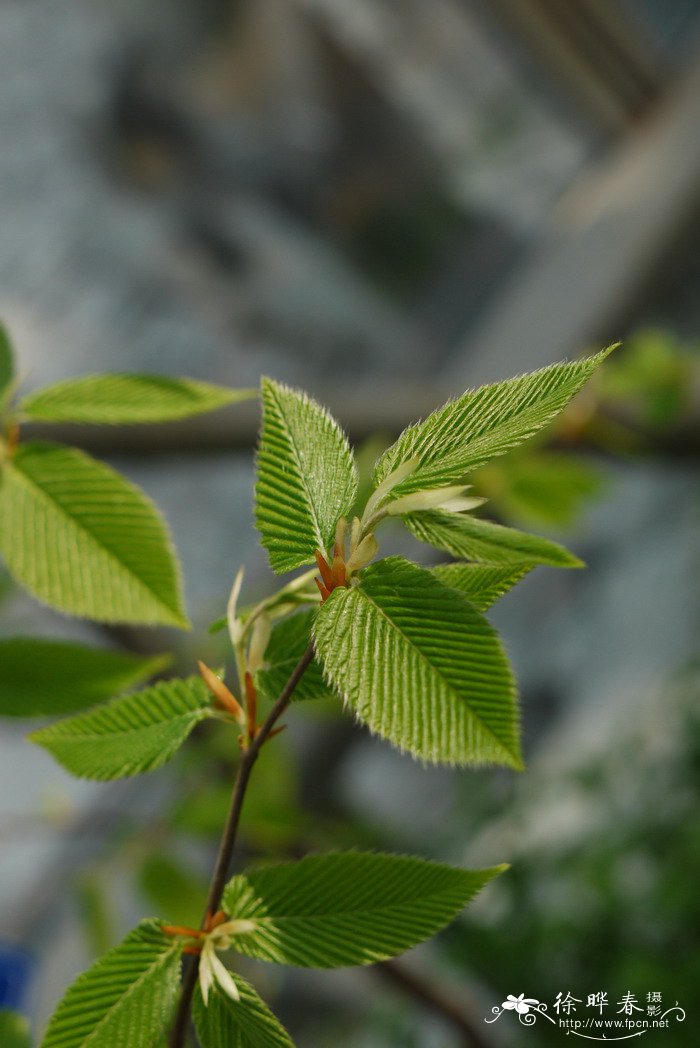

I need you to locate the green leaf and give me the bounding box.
[0,323,14,404]
[0,442,189,627]
[313,557,521,768]
[0,1010,31,1048]
[405,510,582,568]
[431,562,530,609]
[0,637,169,717]
[255,378,357,573]
[223,851,506,967]
[255,610,335,702]
[20,374,255,424]
[29,676,212,780]
[372,347,614,498]
[193,982,295,1048]
[40,919,183,1048]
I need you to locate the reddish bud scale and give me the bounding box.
[332,555,347,587]
[163,924,204,940]
[314,550,335,590]
[314,576,331,601]
[314,548,352,602]
[244,672,257,741]
[204,910,228,932]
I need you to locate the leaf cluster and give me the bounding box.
[0,325,614,1047]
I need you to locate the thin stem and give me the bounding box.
[169,642,315,1048]
[375,959,494,1048]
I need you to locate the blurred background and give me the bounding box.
[1,0,699,1045]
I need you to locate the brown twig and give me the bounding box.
[169,642,315,1048]
[375,958,494,1048]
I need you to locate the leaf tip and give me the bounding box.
[567,553,586,569]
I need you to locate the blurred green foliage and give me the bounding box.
[441,665,700,1046]
[599,329,695,430]
[0,1010,32,1048]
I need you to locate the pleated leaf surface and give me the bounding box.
[406,510,581,567]
[40,920,182,1048]
[255,378,357,573]
[30,676,212,780]
[430,562,531,610]
[223,851,505,967]
[193,982,295,1048]
[313,556,521,767]
[0,637,168,717]
[20,374,255,424]
[0,442,188,626]
[373,347,613,498]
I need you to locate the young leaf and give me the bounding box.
[19,374,255,424]
[0,1010,31,1048]
[223,851,506,967]
[255,610,335,703]
[313,557,521,768]
[405,510,582,567]
[372,347,614,498]
[0,638,168,717]
[431,562,531,610]
[30,676,212,780]
[0,442,189,627]
[40,920,183,1048]
[193,982,295,1048]
[0,323,14,403]
[255,378,357,573]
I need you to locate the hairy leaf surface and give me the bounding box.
[406,510,581,567]
[431,562,530,609]
[193,983,295,1048]
[30,676,212,780]
[40,920,182,1048]
[20,374,255,424]
[373,348,613,497]
[0,442,188,626]
[0,638,168,717]
[255,610,334,702]
[255,379,357,573]
[223,851,505,967]
[314,557,521,767]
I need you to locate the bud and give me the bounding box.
[226,566,245,647]
[198,918,257,1005]
[198,661,245,725]
[346,533,378,573]
[247,613,272,674]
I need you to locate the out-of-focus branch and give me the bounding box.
[22,396,700,460]
[374,957,494,1048]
